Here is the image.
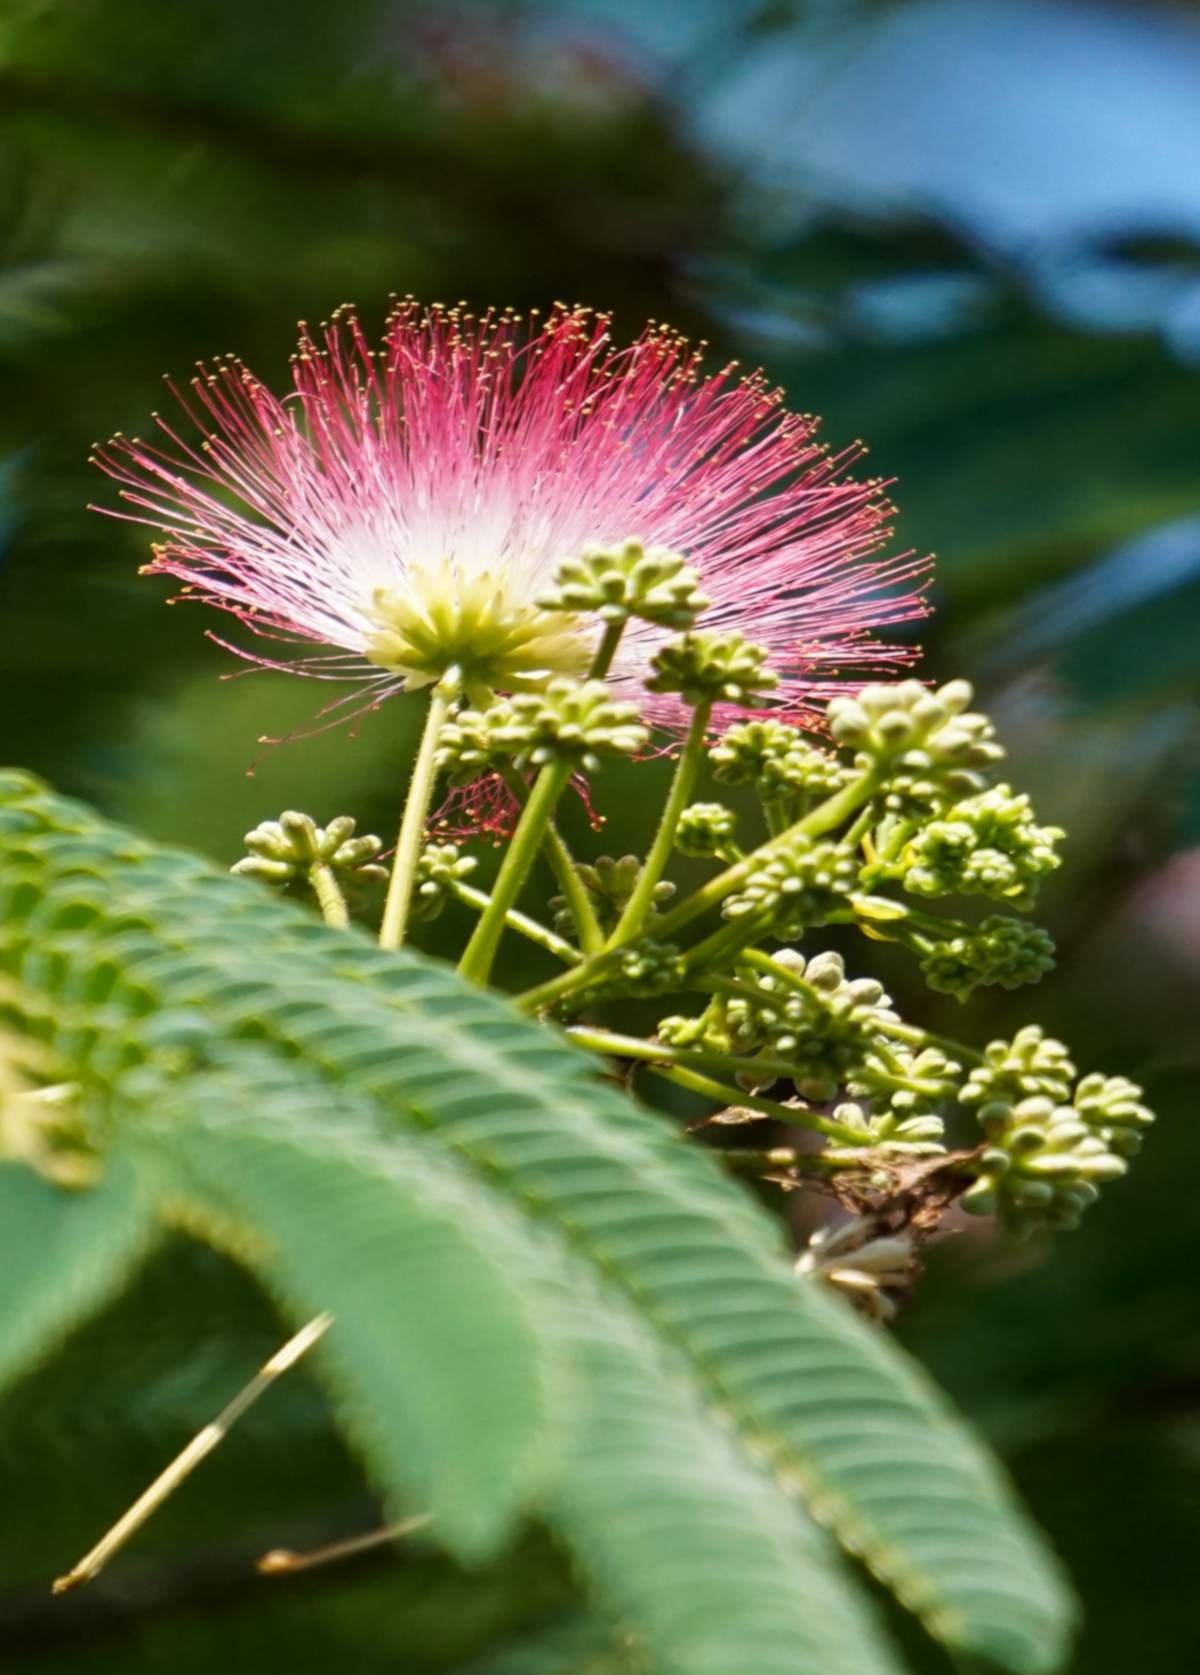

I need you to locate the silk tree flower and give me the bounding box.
[92,299,929,732]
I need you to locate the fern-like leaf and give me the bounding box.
[0,1154,155,1392]
[0,772,1076,1673]
[124,1052,564,1560]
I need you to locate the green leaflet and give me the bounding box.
[126,1054,564,1560]
[0,1153,156,1393]
[0,772,1076,1673]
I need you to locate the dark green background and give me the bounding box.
[1,2,1197,1668]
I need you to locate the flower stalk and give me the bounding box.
[380,670,460,952]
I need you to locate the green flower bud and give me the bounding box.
[828,1100,947,1158]
[410,843,478,921]
[897,785,1064,910]
[722,835,859,931]
[549,854,675,938]
[587,939,686,1001]
[537,538,710,629]
[961,1025,1076,1112]
[663,949,898,1097]
[675,802,740,860]
[1073,1072,1155,1157]
[233,812,387,885]
[827,678,1005,811]
[436,679,648,782]
[709,719,851,806]
[963,1087,1132,1236]
[919,915,1057,1001]
[646,631,778,707]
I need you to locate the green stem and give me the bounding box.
[843,800,878,850]
[517,765,883,1013]
[452,881,581,965]
[643,1060,866,1144]
[718,1145,870,1176]
[500,766,604,955]
[307,864,349,930]
[379,674,459,953]
[566,1025,847,1138]
[761,797,792,839]
[609,699,712,946]
[588,619,627,680]
[459,759,573,985]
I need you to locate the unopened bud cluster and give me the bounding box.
[709,720,852,809]
[722,835,857,931]
[647,630,778,707]
[918,915,1057,1000]
[550,854,674,938]
[675,802,740,860]
[537,538,710,629]
[436,678,647,781]
[660,948,898,1102]
[896,786,1064,911]
[412,843,478,921]
[829,677,1003,777]
[233,812,387,884]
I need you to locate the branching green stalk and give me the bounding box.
[640,1060,868,1145]
[517,765,884,1013]
[307,864,349,930]
[459,760,574,985]
[609,699,713,946]
[380,671,460,953]
[735,950,985,1066]
[452,880,581,966]
[567,1024,833,1116]
[500,766,604,955]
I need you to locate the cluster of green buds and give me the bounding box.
[436,678,648,781]
[646,630,778,707]
[709,719,852,812]
[721,834,858,932]
[958,1030,1153,1234]
[827,1100,947,1158]
[895,786,1065,910]
[587,939,686,1001]
[660,949,898,1102]
[231,530,1153,1260]
[411,842,478,921]
[675,802,740,861]
[536,538,710,629]
[233,812,387,885]
[550,854,675,938]
[828,678,1004,799]
[917,915,1057,1000]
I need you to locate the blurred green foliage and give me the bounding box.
[1,0,1197,1668]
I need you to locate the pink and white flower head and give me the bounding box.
[93,299,929,732]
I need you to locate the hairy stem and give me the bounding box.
[452,880,581,965]
[641,1060,867,1144]
[500,766,604,955]
[379,674,459,953]
[610,699,712,946]
[307,864,349,930]
[519,765,884,1013]
[459,759,574,985]
[588,618,627,680]
[566,1023,845,1135]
